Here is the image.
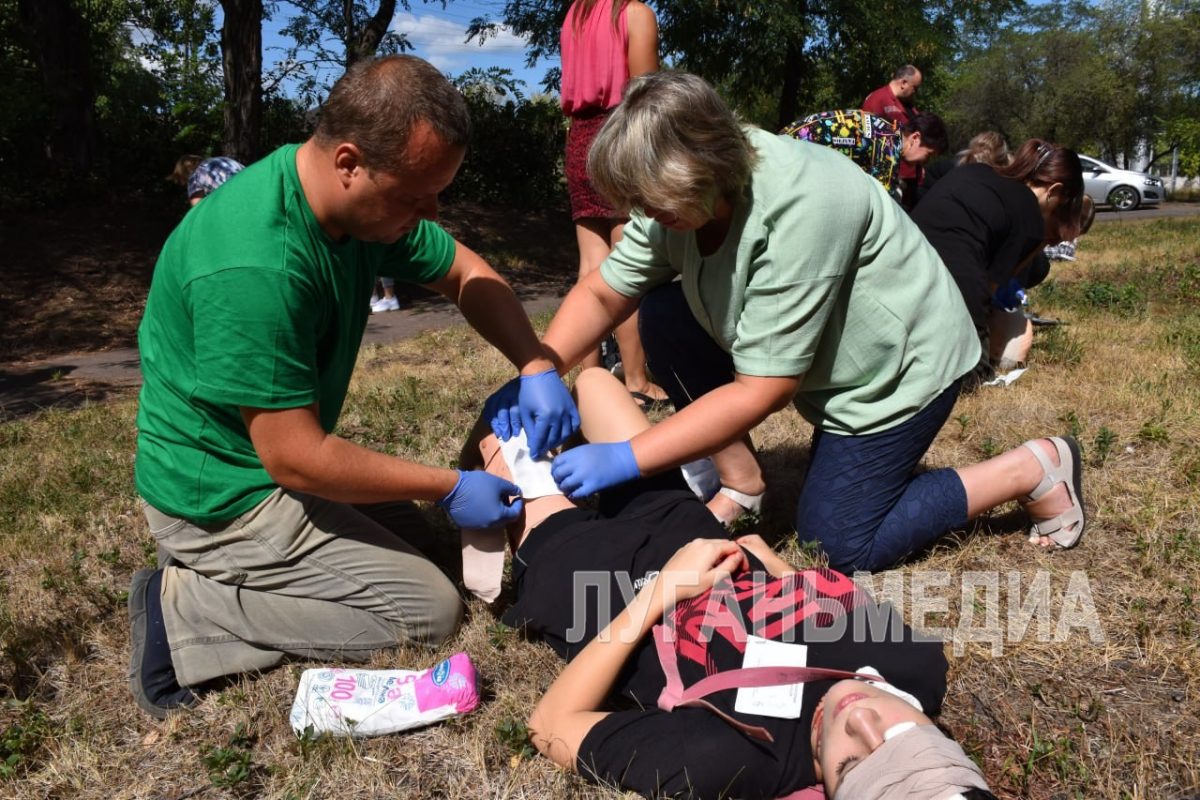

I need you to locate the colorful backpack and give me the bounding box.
[782,109,902,196]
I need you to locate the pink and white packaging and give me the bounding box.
[289,652,480,738]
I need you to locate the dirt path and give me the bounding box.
[0,290,566,419]
[0,197,576,420]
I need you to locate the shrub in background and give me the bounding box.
[447,68,566,210]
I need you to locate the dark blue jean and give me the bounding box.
[639,281,969,573]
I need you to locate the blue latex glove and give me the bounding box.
[482,377,521,440]
[438,470,524,528]
[992,279,1026,311]
[483,369,581,458]
[551,441,641,500]
[519,368,580,458]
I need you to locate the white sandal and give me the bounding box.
[710,486,764,528]
[1020,436,1086,549]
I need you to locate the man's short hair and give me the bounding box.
[314,55,472,175]
[891,64,920,81]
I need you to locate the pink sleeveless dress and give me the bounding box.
[560,1,629,220]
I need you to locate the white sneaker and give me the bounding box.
[371,296,400,313]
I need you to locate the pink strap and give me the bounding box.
[652,624,883,745]
[677,665,875,705]
[778,787,825,800]
[652,624,685,708]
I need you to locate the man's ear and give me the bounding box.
[331,143,364,188]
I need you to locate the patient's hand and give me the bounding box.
[656,539,749,606]
[735,534,796,578]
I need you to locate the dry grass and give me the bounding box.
[1,217,1198,799]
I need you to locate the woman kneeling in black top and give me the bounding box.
[912,139,1086,387]
[466,368,997,800]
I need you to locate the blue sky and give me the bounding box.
[262,1,552,95]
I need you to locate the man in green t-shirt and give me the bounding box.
[129,55,579,718]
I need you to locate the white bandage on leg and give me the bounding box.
[498,431,562,499]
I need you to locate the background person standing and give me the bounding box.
[558,0,669,410]
[862,65,924,209]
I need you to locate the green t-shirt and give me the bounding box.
[600,127,979,435]
[135,144,456,523]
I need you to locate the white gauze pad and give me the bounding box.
[498,430,562,499]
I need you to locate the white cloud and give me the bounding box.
[391,11,529,73]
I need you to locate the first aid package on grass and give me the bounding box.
[289,652,480,737]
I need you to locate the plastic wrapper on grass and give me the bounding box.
[289,652,479,738]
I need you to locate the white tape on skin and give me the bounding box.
[855,666,924,711]
[883,721,918,741]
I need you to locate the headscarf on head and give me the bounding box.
[833,723,989,800]
[187,157,245,200]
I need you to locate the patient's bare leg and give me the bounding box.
[576,367,764,523]
[574,367,654,443]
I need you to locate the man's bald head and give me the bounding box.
[890,65,922,100]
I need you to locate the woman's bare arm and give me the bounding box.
[625,1,658,77]
[528,539,747,769]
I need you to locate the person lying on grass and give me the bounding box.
[463,368,997,800]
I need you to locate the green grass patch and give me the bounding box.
[1037,278,1147,317]
[1,218,1198,799]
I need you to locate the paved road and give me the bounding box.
[1092,201,1200,223]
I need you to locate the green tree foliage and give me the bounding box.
[469,0,1015,128]
[446,67,566,208]
[0,0,180,200]
[943,0,1200,172]
[271,0,408,105]
[128,0,224,156]
[0,0,309,206]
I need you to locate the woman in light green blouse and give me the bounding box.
[485,71,1088,572]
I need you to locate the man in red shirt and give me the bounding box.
[863,65,924,209]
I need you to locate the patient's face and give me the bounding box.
[811,679,935,793]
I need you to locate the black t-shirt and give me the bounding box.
[911,162,1045,332]
[504,477,730,702]
[506,485,948,799]
[917,155,957,200]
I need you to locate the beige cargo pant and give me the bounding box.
[142,489,464,687]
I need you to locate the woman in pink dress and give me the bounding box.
[560,0,669,410]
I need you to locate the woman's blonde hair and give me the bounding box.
[587,71,758,227]
[959,131,1010,168]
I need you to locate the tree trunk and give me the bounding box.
[220,0,263,163]
[345,0,398,67]
[16,0,96,174]
[777,40,804,131]
[775,0,807,131]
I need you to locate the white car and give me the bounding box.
[1079,154,1164,211]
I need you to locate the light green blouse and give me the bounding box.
[600,127,979,435]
